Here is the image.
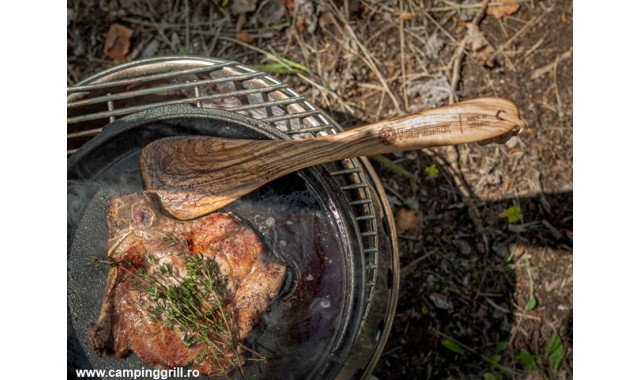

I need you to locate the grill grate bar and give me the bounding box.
[67,84,289,124]
[68,71,267,108]
[349,199,374,206]
[355,215,377,221]
[330,168,362,176]
[340,183,370,191]
[283,125,334,135]
[225,96,305,112]
[262,109,321,123]
[68,128,103,139]
[67,62,236,93]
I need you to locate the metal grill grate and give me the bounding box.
[67,57,379,320]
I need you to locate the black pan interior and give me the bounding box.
[67,105,365,379]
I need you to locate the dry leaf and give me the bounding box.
[236,31,254,45]
[425,33,444,59]
[406,74,450,111]
[429,293,453,310]
[453,240,472,255]
[283,0,295,13]
[396,12,415,21]
[509,243,527,258]
[395,207,418,235]
[503,176,511,191]
[104,23,133,61]
[487,1,520,18]
[99,0,109,12]
[230,0,258,15]
[465,23,496,68]
[293,0,317,34]
[318,11,333,30]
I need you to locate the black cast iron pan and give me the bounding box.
[67,104,366,379]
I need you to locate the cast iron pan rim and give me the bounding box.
[67,104,366,379]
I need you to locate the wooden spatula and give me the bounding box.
[141,97,524,220]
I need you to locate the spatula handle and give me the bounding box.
[318,97,524,159]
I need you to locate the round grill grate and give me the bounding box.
[67,57,398,379]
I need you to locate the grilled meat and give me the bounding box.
[88,193,286,376]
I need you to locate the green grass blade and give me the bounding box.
[441,339,466,354]
[546,333,564,372]
[495,341,508,353]
[372,155,417,181]
[517,349,538,371]
[252,63,305,75]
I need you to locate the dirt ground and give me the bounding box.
[67,0,573,379]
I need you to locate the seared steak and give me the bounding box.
[88,193,286,376]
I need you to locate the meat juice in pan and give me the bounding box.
[68,149,354,379]
[89,192,287,376]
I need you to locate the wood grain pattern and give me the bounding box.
[141,97,524,220]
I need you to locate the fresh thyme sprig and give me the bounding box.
[89,233,266,373]
[118,234,254,372]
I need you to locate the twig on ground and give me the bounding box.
[497,17,510,38]
[449,0,489,103]
[400,248,437,275]
[495,5,554,62]
[530,47,572,79]
[125,15,175,52]
[376,90,387,118]
[218,36,303,73]
[204,21,224,56]
[327,1,402,113]
[420,8,459,46]
[513,311,542,321]
[485,296,510,313]
[552,54,564,117]
[497,21,517,71]
[399,0,409,111]
[365,23,396,47]
[142,0,160,19]
[67,66,79,86]
[426,0,528,13]
[381,182,405,202]
[291,28,312,78]
[518,37,545,66]
[429,149,491,254]
[185,0,190,54]
[296,74,357,116]
[428,1,493,253]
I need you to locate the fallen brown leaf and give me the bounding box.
[292,0,317,33]
[453,240,472,255]
[465,23,496,67]
[236,31,254,45]
[487,0,520,18]
[283,0,295,13]
[230,0,257,15]
[104,23,133,61]
[396,11,415,21]
[503,176,511,191]
[318,11,333,30]
[395,207,418,235]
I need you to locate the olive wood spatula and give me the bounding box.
[141,97,524,220]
